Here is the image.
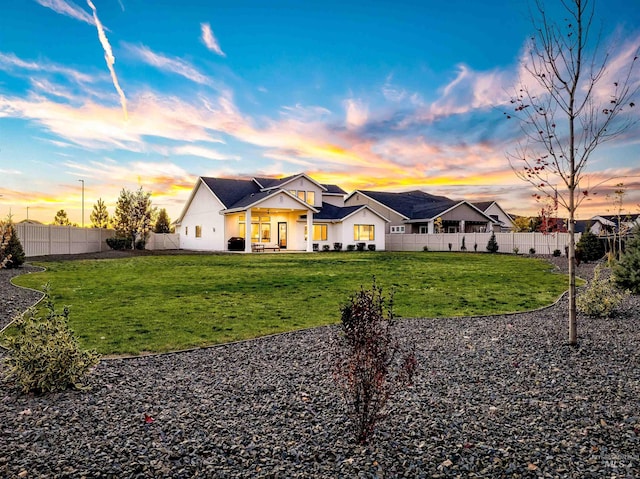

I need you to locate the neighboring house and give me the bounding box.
[344,190,502,234]
[589,214,640,235]
[472,201,516,231]
[175,173,388,252]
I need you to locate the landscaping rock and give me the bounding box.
[1,257,638,477]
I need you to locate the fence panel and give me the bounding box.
[146,233,180,250]
[15,224,114,257]
[385,232,580,254]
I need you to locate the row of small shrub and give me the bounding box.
[105,236,146,250]
[318,243,376,252]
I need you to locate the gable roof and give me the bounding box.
[322,184,347,195]
[472,201,494,212]
[314,203,389,222]
[253,173,327,192]
[348,189,464,221]
[201,177,261,209]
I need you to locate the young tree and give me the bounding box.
[90,198,110,229]
[154,208,171,233]
[1,216,25,269]
[613,225,640,294]
[52,209,72,226]
[112,187,156,248]
[506,0,638,345]
[332,280,416,444]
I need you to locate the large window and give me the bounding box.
[305,224,328,241]
[354,224,375,241]
[195,225,202,238]
[290,190,315,206]
[307,191,315,206]
[390,225,405,233]
[240,215,271,242]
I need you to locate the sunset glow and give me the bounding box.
[1,1,639,225]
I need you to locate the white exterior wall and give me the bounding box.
[322,194,346,207]
[484,203,514,231]
[339,209,386,250]
[283,177,324,208]
[178,182,226,251]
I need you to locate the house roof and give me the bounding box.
[314,203,390,223]
[201,177,261,209]
[472,201,494,212]
[592,214,640,224]
[322,184,347,195]
[351,190,452,220]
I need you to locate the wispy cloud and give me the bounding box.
[200,23,226,57]
[0,51,96,84]
[172,145,239,161]
[34,0,94,25]
[86,0,128,120]
[344,98,368,129]
[124,43,212,86]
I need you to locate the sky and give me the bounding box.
[1,0,640,225]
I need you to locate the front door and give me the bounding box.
[278,222,287,249]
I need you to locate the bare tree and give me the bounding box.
[507,0,638,345]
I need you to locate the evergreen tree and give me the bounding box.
[576,230,604,262]
[486,232,499,253]
[52,209,72,226]
[90,198,110,228]
[613,226,640,294]
[154,208,171,233]
[3,223,26,269]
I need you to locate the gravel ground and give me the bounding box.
[1,255,639,478]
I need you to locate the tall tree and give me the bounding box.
[52,209,72,226]
[90,198,110,229]
[507,0,638,345]
[154,208,171,233]
[112,187,156,248]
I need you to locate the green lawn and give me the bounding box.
[10,252,569,355]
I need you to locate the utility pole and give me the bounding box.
[78,179,85,227]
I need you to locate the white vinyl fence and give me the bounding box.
[386,232,581,254]
[15,224,114,257]
[146,233,180,250]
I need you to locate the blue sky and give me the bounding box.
[1,0,639,224]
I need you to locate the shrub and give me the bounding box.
[576,230,604,262]
[347,244,356,251]
[322,244,331,252]
[577,264,628,318]
[313,243,319,252]
[135,239,146,250]
[448,243,452,251]
[422,245,429,252]
[356,242,366,251]
[553,249,561,257]
[1,223,25,269]
[486,233,499,253]
[529,247,536,255]
[460,236,467,251]
[474,243,478,252]
[106,236,132,250]
[332,280,417,445]
[334,242,343,251]
[513,247,519,255]
[367,244,376,251]
[3,285,100,393]
[613,225,640,294]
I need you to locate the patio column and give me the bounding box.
[306,211,313,252]
[460,220,465,233]
[245,207,252,252]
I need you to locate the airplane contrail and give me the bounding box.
[86,0,128,121]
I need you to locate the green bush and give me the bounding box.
[356,242,366,251]
[367,244,376,251]
[347,244,356,251]
[577,265,627,318]
[529,247,536,255]
[3,285,100,393]
[106,236,132,250]
[334,242,343,251]
[576,230,604,262]
[322,244,331,251]
[553,249,561,257]
[422,245,429,252]
[613,225,640,294]
[486,233,499,253]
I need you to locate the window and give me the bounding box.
[419,225,428,234]
[297,190,306,202]
[391,225,405,234]
[304,224,328,241]
[195,225,202,238]
[354,224,375,241]
[307,191,315,206]
[240,215,270,241]
[261,223,271,242]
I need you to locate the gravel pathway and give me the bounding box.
[1,257,639,478]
